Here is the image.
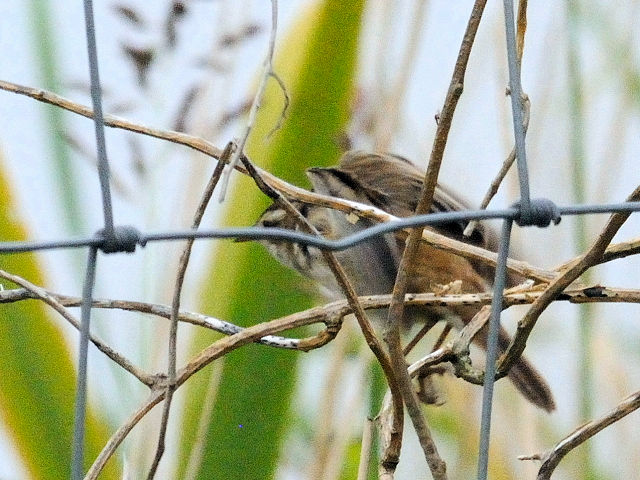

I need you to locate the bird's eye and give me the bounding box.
[314,221,329,236]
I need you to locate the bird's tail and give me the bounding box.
[498,329,555,412]
[450,305,556,412]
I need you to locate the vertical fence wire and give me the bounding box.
[82,0,114,234]
[474,1,536,478]
[502,0,532,221]
[72,1,116,478]
[71,246,98,480]
[477,219,513,480]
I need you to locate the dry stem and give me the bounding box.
[520,390,640,480]
[0,269,153,386]
[146,144,230,478]
[383,2,488,478]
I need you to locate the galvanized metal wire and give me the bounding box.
[477,219,513,480]
[71,246,98,480]
[1,202,638,255]
[502,0,532,224]
[71,1,115,479]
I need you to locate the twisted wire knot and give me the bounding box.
[97,226,146,253]
[512,198,561,227]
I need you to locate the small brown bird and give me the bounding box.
[254,151,555,412]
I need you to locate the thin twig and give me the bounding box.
[0,79,224,159]
[520,390,640,480]
[0,269,153,386]
[562,237,640,269]
[408,347,455,378]
[402,321,436,356]
[146,144,230,479]
[463,95,530,238]
[0,287,339,349]
[431,324,452,351]
[218,0,280,200]
[384,2,488,478]
[265,71,289,138]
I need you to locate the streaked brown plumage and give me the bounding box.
[255,151,555,412]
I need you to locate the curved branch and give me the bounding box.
[519,390,640,480]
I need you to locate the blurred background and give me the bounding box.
[1,0,639,478]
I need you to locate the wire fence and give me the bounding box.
[1,1,640,480]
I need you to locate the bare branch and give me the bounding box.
[0,79,224,160]
[384,2,489,477]
[4,282,639,347]
[146,144,230,479]
[520,390,640,480]
[0,270,153,386]
[218,0,280,200]
[0,286,348,350]
[463,95,530,238]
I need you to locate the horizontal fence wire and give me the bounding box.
[1,202,639,255]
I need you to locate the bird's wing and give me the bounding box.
[331,150,491,248]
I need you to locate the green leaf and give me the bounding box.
[0,153,117,479]
[28,0,84,235]
[177,2,366,478]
